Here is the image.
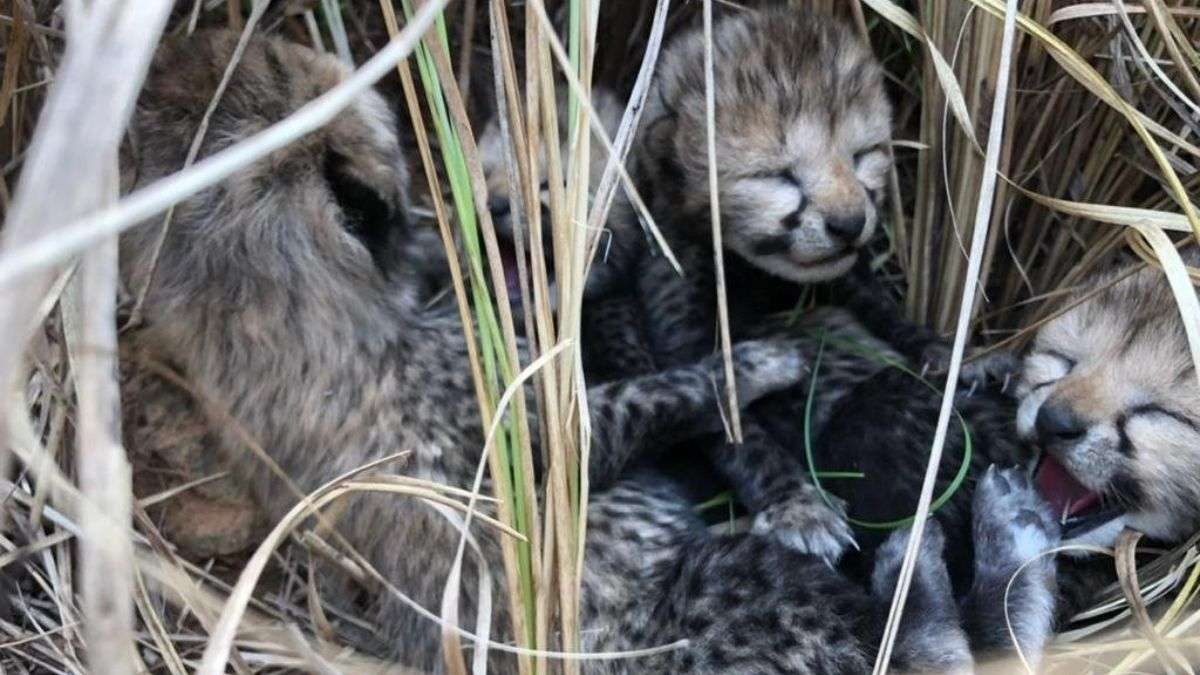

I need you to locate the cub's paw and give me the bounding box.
[873,521,974,675]
[873,518,952,597]
[919,342,1019,393]
[884,516,947,557]
[973,465,1061,566]
[722,339,807,403]
[752,489,855,564]
[968,466,1060,664]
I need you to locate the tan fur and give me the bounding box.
[121,360,268,557]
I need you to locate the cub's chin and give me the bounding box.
[732,243,859,285]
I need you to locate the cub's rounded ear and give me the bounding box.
[324,151,408,274]
[635,110,680,186]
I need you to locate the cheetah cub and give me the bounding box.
[618,5,902,563]
[625,5,904,374]
[477,86,641,302]
[636,5,890,285]
[119,30,900,673]
[1017,257,1200,615]
[630,3,1010,379]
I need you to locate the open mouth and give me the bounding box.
[494,235,556,309]
[1034,453,1125,539]
[496,237,523,300]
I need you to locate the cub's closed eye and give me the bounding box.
[853,144,886,163]
[1037,349,1077,370]
[752,170,799,186]
[1127,404,1200,431]
[1026,349,1076,390]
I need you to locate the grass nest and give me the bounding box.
[1,0,1199,672]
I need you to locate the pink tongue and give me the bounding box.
[1035,455,1100,519]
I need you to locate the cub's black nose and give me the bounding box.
[1036,403,1087,444]
[826,212,866,242]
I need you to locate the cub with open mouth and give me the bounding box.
[1013,256,1200,634]
[476,86,641,312]
[1016,258,1200,552]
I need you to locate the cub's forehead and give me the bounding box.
[832,99,891,143]
[707,71,888,164]
[663,9,881,113]
[1036,266,1199,390]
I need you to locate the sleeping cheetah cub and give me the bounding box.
[636,4,890,286]
[620,5,903,560]
[122,29,969,673]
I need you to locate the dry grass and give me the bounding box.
[0,0,1199,672]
